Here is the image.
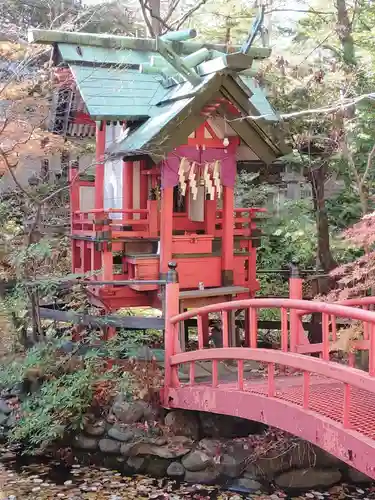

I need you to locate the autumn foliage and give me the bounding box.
[327,212,375,301]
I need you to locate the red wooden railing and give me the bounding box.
[214,207,265,237]
[164,297,375,429]
[72,201,159,238]
[158,265,375,476]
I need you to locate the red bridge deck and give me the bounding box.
[175,374,375,440]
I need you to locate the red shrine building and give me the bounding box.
[30,27,288,320]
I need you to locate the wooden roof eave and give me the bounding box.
[220,75,290,160]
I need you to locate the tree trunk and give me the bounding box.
[309,163,337,275]
[308,162,337,344]
[335,0,355,67]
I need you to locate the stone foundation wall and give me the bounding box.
[0,395,371,493]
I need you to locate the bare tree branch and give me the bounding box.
[144,0,173,34]
[138,0,155,37]
[170,0,210,30]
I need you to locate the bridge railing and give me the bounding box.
[164,269,375,427]
[293,296,375,361]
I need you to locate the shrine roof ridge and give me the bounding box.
[28,29,271,60]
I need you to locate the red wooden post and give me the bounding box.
[123,160,133,220]
[244,309,250,347]
[222,310,229,347]
[82,241,92,274]
[92,246,102,273]
[160,187,174,275]
[102,244,113,281]
[205,199,216,235]
[237,359,244,390]
[202,314,209,347]
[69,164,80,273]
[222,186,234,286]
[189,361,195,385]
[289,261,303,352]
[148,200,158,237]
[281,307,288,351]
[370,323,375,376]
[140,159,148,220]
[95,121,106,209]
[164,262,180,405]
[197,315,204,349]
[249,307,258,348]
[69,165,80,215]
[322,313,330,360]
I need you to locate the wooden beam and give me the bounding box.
[222,75,290,156]
[216,101,276,165]
[156,37,201,85]
[197,53,254,77]
[39,307,164,330]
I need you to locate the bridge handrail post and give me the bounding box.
[288,260,304,351]
[164,261,180,404]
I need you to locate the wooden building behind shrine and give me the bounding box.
[30,27,289,315]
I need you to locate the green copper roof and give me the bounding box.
[70,66,168,119]
[108,73,288,164]
[108,73,220,159]
[58,43,153,66]
[30,26,288,162]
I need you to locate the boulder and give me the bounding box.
[311,446,343,468]
[220,453,246,478]
[198,438,225,456]
[184,466,220,485]
[145,457,170,477]
[73,435,98,451]
[0,400,12,414]
[347,467,372,483]
[167,461,185,477]
[111,401,146,424]
[98,439,121,454]
[84,420,106,437]
[228,477,263,493]
[199,412,263,438]
[245,441,332,480]
[182,450,212,472]
[275,468,342,490]
[120,441,190,459]
[144,437,167,446]
[164,410,199,440]
[108,425,143,442]
[120,443,136,456]
[168,435,194,447]
[127,456,145,472]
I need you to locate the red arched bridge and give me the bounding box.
[162,286,375,479]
